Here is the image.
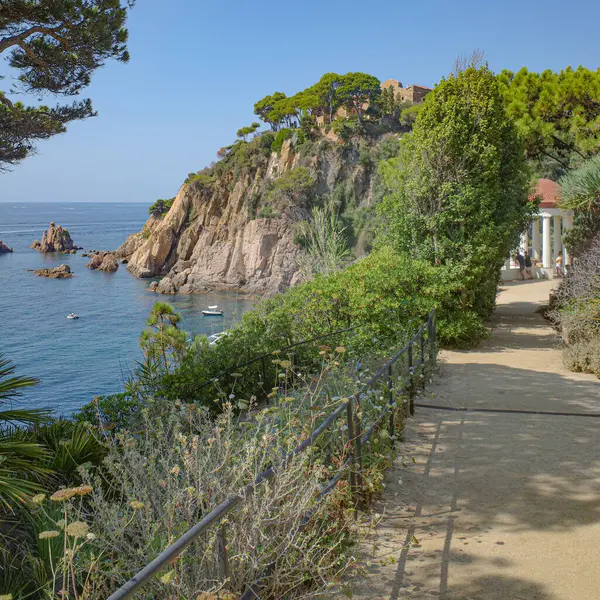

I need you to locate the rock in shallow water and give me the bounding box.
[31,222,79,253]
[34,264,73,278]
[85,251,119,272]
[0,240,13,253]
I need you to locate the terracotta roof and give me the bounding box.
[530,178,561,208]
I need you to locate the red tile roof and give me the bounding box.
[530,178,561,208]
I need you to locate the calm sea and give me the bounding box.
[0,203,254,415]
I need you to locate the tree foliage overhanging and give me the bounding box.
[498,66,600,179]
[0,0,135,171]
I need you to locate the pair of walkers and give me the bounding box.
[514,252,534,280]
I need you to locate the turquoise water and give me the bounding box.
[0,203,254,415]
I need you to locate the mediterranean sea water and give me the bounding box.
[0,203,254,415]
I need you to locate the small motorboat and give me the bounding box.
[67,313,79,320]
[202,307,223,316]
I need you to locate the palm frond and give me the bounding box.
[0,353,40,404]
[0,408,51,426]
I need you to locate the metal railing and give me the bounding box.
[107,309,437,600]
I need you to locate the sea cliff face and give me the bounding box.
[118,135,381,295]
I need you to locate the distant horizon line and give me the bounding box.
[0,200,150,204]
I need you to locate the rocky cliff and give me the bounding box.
[118,132,388,295]
[31,222,79,253]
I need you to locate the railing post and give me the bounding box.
[430,310,437,368]
[217,524,231,584]
[388,364,395,437]
[346,400,358,503]
[350,398,364,507]
[261,357,268,403]
[420,328,425,379]
[407,344,415,416]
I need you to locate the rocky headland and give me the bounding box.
[0,240,13,253]
[85,251,119,272]
[34,264,73,278]
[31,222,80,253]
[118,133,384,295]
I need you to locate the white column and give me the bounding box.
[553,215,562,260]
[531,218,541,260]
[519,231,528,255]
[542,216,552,269]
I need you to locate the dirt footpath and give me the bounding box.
[343,280,600,600]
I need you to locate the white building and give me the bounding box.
[502,179,574,281]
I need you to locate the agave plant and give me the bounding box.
[0,353,51,506]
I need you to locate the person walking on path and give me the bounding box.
[524,253,534,279]
[515,252,526,280]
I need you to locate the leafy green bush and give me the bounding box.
[147,197,174,217]
[266,166,315,208]
[379,66,534,320]
[332,116,363,142]
[271,127,295,152]
[184,172,215,186]
[257,205,280,219]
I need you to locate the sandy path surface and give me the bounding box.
[343,280,600,600]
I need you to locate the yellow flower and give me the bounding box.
[159,569,175,585]
[0,594,14,600]
[279,360,292,369]
[230,372,243,378]
[335,346,346,353]
[50,488,76,502]
[39,530,60,540]
[66,521,89,538]
[129,501,145,510]
[72,485,93,496]
[170,465,181,476]
[271,350,281,355]
[32,493,46,504]
[86,532,97,541]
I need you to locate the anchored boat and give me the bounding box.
[202,305,223,316]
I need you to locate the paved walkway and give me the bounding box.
[345,280,600,600]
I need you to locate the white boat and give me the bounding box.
[202,309,223,316]
[67,313,79,320]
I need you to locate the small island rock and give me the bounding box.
[85,251,119,273]
[0,240,13,253]
[34,264,73,279]
[31,222,78,253]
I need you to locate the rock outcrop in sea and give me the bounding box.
[117,135,378,295]
[31,222,79,253]
[34,264,73,278]
[86,251,119,272]
[0,241,13,253]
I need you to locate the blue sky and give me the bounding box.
[1,0,599,203]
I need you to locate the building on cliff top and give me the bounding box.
[319,78,432,124]
[380,78,432,104]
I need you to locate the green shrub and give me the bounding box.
[148,198,174,216]
[271,128,294,152]
[185,172,215,186]
[266,166,315,208]
[258,205,280,219]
